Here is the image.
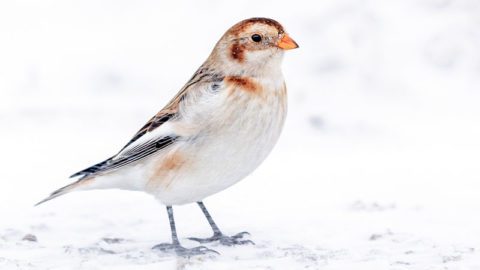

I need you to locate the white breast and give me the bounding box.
[148,78,287,205]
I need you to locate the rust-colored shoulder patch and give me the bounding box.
[225,76,262,94]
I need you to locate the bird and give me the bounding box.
[36,17,298,256]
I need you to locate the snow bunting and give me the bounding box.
[37,17,298,256]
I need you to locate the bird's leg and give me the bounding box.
[152,206,218,256]
[188,201,254,246]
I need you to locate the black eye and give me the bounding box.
[251,34,262,42]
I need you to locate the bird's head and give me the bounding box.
[208,18,298,76]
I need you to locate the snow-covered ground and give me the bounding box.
[1,0,480,269]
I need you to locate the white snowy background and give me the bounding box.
[1,0,480,269]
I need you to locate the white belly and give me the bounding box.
[146,90,287,205]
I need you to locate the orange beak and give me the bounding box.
[277,34,299,50]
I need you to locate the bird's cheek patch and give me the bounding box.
[230,42,246,62]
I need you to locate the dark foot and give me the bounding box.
[188,232,254,246]
[152,243,219,257]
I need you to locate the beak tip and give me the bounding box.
[278,34,299,50]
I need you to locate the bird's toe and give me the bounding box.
[152,242,219,257]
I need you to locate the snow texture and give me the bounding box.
[1,0,480,269]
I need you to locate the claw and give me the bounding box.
[152,243,219,257]
[187,246,220,256]
[187,237,213,244]
[188,232,254,246]
[232,232,250,239]
[219,237,254,246]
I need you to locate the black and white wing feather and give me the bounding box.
[69,66,224,180]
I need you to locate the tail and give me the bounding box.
[35,179,87,206]
[36,157,111,206]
